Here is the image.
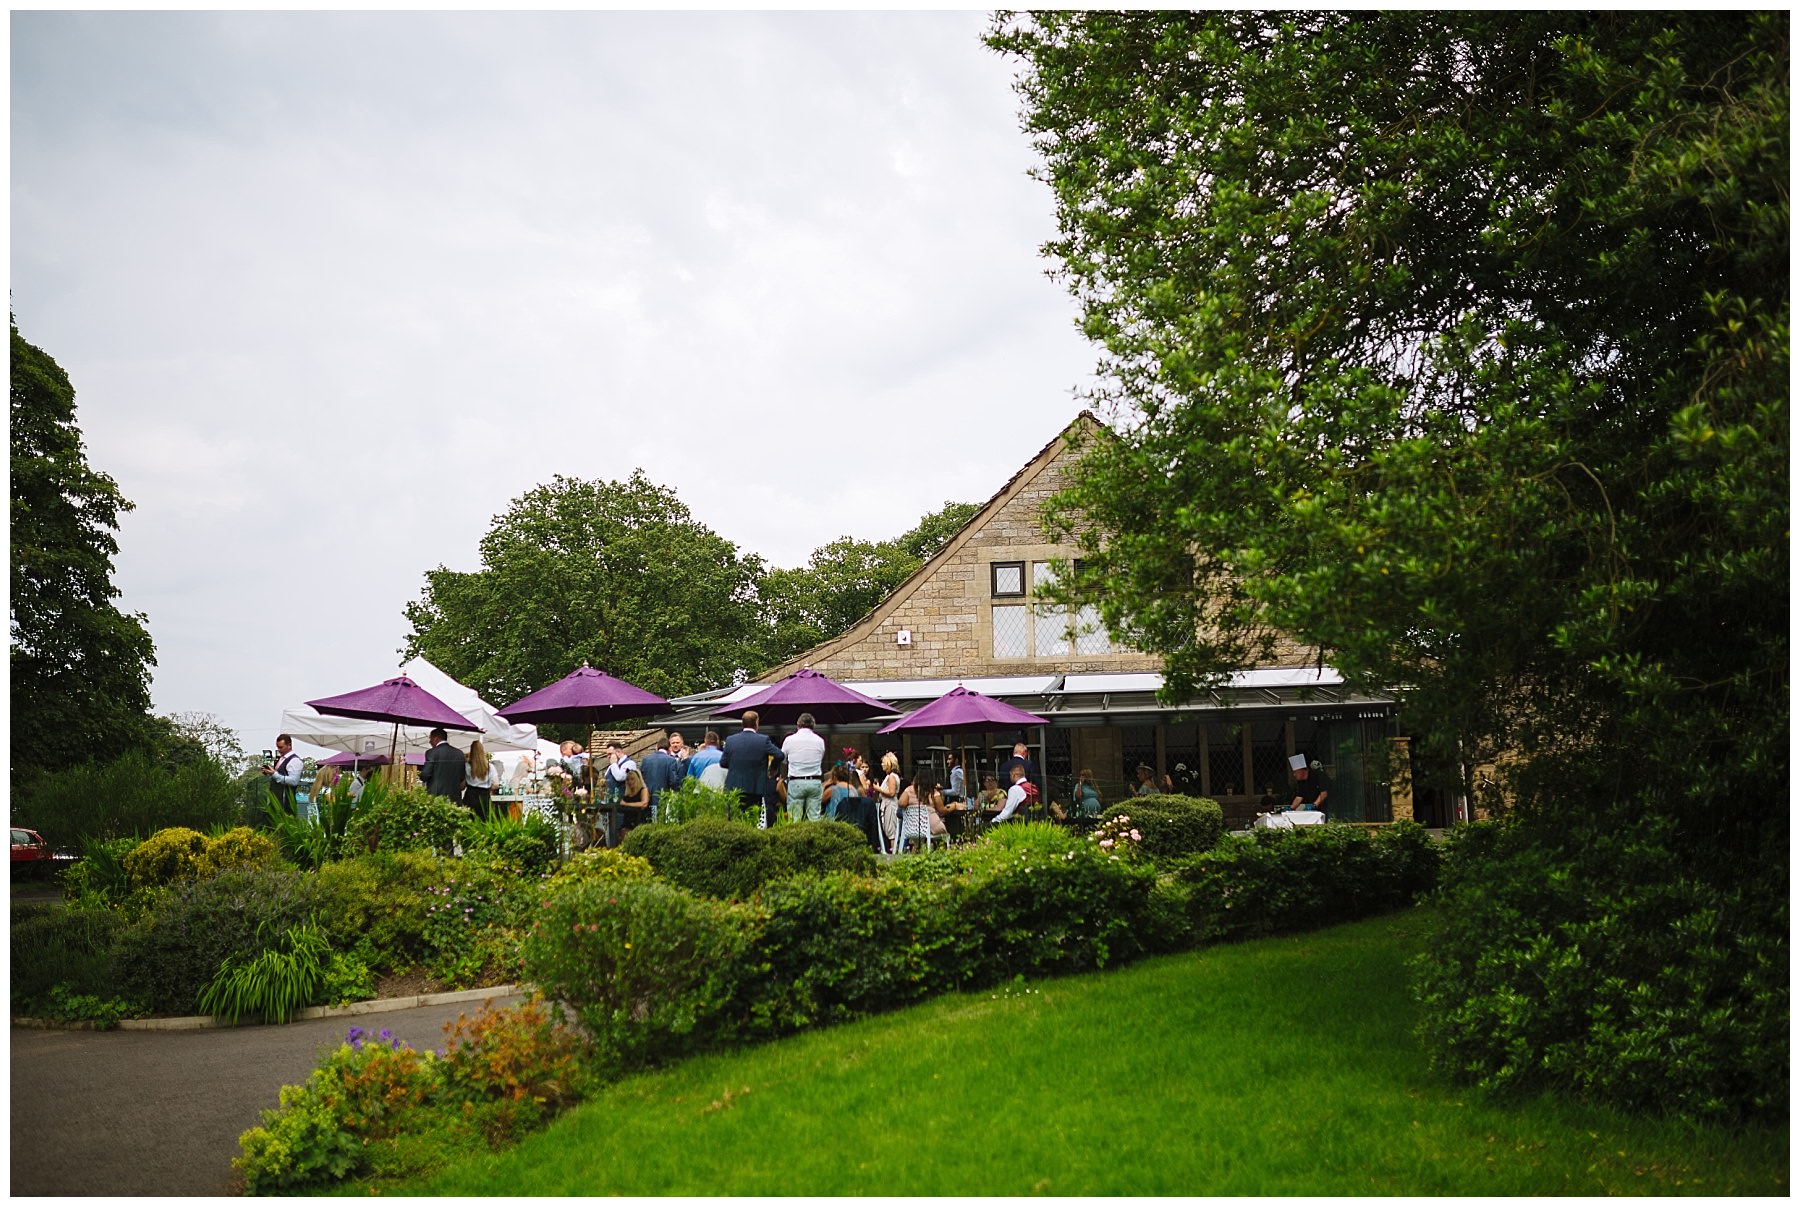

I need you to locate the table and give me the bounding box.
[1252,809,1327,830]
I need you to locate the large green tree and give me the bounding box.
[11,321,157,782]
[756,500,980,667]
[403,472,767,708]
[990,12,1786,1117]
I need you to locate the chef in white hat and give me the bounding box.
[1289,754,1331,811]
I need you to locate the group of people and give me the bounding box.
[697,711,1053,848]
[286,722,1335,840]
[420,728,507,817]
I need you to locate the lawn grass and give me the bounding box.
[376,909,1787,1196]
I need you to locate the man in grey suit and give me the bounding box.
[421,728,464,801]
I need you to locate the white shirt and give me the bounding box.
[780,727,826,777]
[270,750,304,789]
[605,755,638,784]
[994,781,1029,823]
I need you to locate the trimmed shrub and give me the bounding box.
[1177,819,1438,942]
[765,819,878,880]
[622,817,879,900]
[11,904,129,1015]
[313,850,445,972]
[547,846,656,888]
[1100,794,1224,861]
[114,865,323,1016]
[520,878,749,1071]
[738,871,949,1033]
[1412,816,1786,1122]
[198,826,280,877]
[342,786,465,857]
[122,827,210,891]
[955,833,1157,981]
[620,816,781,900]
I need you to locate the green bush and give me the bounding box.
[1412,816,1785,1123]
[313,850,444,972]
[740,829,1157,1038]
[15,748,242,851]
[342,786,465,857]
[199,827,280,877]
[62,836,142,912]
[236,999,598,1194]
[420,860,535,989]
[122,827,211,891]
[547,846,656,888]
[765,819,878,880]
[1177,820,1438,942]
[520,877,749,1071]
[235,1029,441,1194]
[321,943,378,1006]
[114,865,323,1016]
[954,831,1157,981]
[11,904,129,1015]
[621,817,879,900]
[439,994,595,1143]
[621,816,781,900]
[1100,794,1224,861]
[460,811,560,877]
[738,871,948,1032]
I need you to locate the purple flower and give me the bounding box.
[346,1026,364,1051]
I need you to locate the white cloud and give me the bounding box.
[12,10,1097,752]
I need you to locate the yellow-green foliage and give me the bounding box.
[123,826,279,891]
[547,846,656,888]
[198,827,278,877]
[122,827,210,891]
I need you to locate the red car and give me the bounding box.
[11,828,72,877]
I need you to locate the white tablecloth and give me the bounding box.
[1253,809,1327,829]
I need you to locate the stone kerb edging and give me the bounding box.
[14,983,525,1032]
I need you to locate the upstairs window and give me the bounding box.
[991,561,1025,597]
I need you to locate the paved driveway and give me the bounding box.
[12,993,521,1197]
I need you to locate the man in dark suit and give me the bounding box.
[421,728,464,801]
[720,710,784,825]
[640,736,683,821]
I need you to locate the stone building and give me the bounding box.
[670,413,1412,825]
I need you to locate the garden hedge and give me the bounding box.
[1100,793,1225,859]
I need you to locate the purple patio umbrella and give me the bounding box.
[876,685,1048,735]
[713,668,895,727]
[499,665,670,846]
[318,751,391,768]
[879,686,1050,815]
[305,674,480,770]
[497,664,670,727]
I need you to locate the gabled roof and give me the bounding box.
[759,411,1110,682]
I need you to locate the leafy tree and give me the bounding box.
[148,711,251,775]
[754,500,979,669]
[403,472,766,709]
[990,12,1786,1117]
[10,320,157,783]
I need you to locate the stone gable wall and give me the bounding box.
[804,443,1164,681]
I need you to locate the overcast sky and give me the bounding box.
[12,10,1100,757]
